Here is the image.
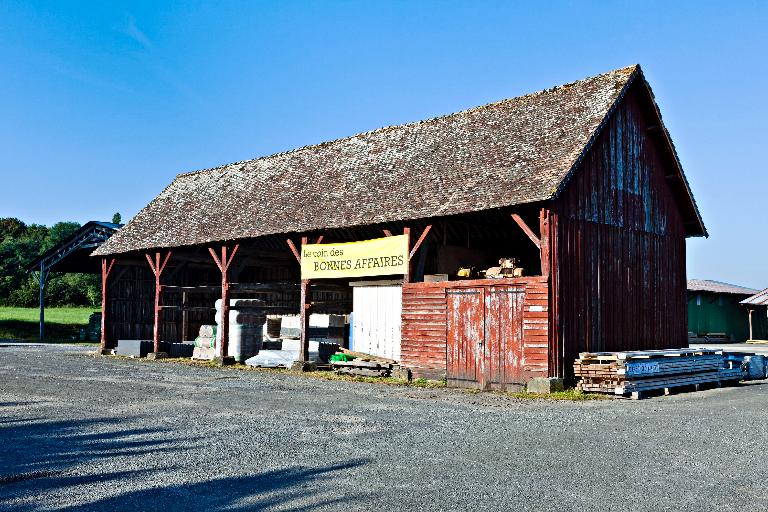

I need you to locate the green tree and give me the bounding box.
[112,212,121,224]
[41,222,80,254]
[0,218,101,307]
[0,219,47,302]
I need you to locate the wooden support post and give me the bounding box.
[145,251,172,354]
[748,309,754,341]
[409,225,432,261]
[299,236,310,362]
[286,238,301,263]
[181,291,189,342]
[544,209,561,378]
[539,209,550,277]
[209,244,239,360]
[407,225,432,283]
[512,213,541,249]
[100,257,116,353]
[287,236,323,363]
[403,227,411,283]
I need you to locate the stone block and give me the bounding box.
[527,377,564,394]
[192,346,215,361]
[391,366,412,381]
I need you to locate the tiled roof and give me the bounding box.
[687,279,759,296]
[95,65,702,256]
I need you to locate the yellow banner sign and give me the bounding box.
[301,235,408,279]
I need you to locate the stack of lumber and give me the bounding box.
[575,348,744,398]
[332,359,393,377]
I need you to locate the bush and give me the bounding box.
[0,218,101,307]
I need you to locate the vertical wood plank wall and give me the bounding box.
[551,82,689,375]
[400,276,549,381]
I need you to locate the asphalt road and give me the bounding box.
[1,343,767,512]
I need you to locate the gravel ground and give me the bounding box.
[1,343,767,512]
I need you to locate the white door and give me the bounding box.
[352,285,402,360]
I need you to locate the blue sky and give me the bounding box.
[0,1,766,288]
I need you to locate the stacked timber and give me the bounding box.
[575,348,745,398]
[331,359,393,377]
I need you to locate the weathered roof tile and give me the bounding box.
[96,65,661,255]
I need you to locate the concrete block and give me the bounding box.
[146,352,168,360]
[168,343,194,358]
[527,377,565,394]
[290,361,317,373]
[391,366,412,381]
[116,340,169,358]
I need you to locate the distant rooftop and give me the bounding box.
[687,279,759,296]
[741,288,768,307]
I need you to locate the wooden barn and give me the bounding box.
[93,64,706,388]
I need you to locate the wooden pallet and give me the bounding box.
[331,359,393,377]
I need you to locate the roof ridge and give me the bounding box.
[688,278,760,294]
[176,64,640,179]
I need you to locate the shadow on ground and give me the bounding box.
[0,403,370,511]
[0,318,84,341]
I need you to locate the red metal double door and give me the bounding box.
[446,286,525,390]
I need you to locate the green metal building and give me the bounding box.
[740,288,768,342]
[687,279,762,342]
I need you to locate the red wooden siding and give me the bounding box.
[550,82,688,375]
[401,276,549,383]
[401,283,448,380]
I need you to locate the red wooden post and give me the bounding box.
[403,227,411,284]
[408,225,432,261]
[288,236,323,363]
[209,244,239,360]
[146,251,172,354]
[299,236,310,362]
[543,208,560,378]
[100,257,116,353]
[539,209,550,276]
[512,213,541,249]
